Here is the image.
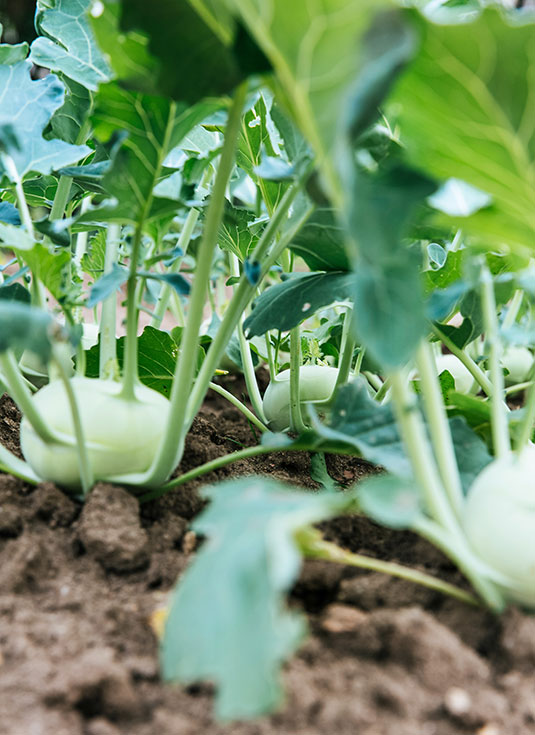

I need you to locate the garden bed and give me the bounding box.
[1,376,534,735]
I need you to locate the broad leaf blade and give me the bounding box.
[244,272,354,337]
[289,208,350,272]
[30,0,112,90]
[161,476,353,720]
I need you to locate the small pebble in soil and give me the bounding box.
[0,503,23,537]
[444,686,472,717]
[182,530,197,554]
[77,484,149,573]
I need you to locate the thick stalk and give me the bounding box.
[389,370,460,535]
[208,381,268,432]
[480,264,510,458]
[334,308,356,392]
[99,224,121,380]
[230,253,266,422]
[49,175,73,222]
[52,349,94,496]
[151,206,200,327]
[289,325,307,433]
[515,374,535,450]
[502,289,524,330]
[431,324,493,396]
[145,82,248,485]
[185,186,314,426]
[415,340,464,520]
[297,528,480,608]
[120,224,143,399]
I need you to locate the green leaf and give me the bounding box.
[428,178,492,217]
[161,476,352,720]
[0,24,29,65]
[77,83,222,228]
[449,415,492,494]
[86,263,128,307]
[86,326,179,397]
[390,8,535,253]
[48,76,92,145]
[20,244,71,301]
[0,61,90,179]
[0,222,35,251]
[348,165,436,368]
[118,0,269,102]
[243,272,354,337]
[30,0,112,90]
[358,474,424,530]
[0,283,31,304]
[289,208,350,272]
[0,302,54,360]
[0,202,20,225]
[218,203,260,261]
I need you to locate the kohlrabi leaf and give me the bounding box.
[244,272,354,337]
[86,262,128,307]
[30,0,112,90]
[218,203,260,261]
[0,25,29,65]
[161,476,353,720]
[48,76,92,145]
[20,244,72,301]
[390,7,535,253]
[228,0,385,199]
[86,326,179,398]
[348,165,436,368]
[118,0,269,102]
[428,179,492,217]
[0,222,35,251]
[0,202,21,225]
[449,415,492,494]
[77,83,221,228]
[0,282,31,304]
[0,302,55,359]
[358,474,424,530]
[289,208,350,272]
[0,61,90,180]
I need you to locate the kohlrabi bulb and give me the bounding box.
[262,365,339,432]
[464,446,535,608]
[20,377,170,490]
[435,354,476,394]
[501,346,533,386]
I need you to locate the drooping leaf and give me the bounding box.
[0,302,54,360]
[0,61,90,180]
[289,208,350,272]
[117,0,270,102]
[244,272,354,337]
[137,271,191,297]
[34,216,72,247]
[390,7,535,253]
[0,201,21,226]
[0,282,31,304]
[48,76,92,145]
[86,262,128,307]
[347,165,436,368]
[358,474,424,530]
[30,0,112,90]
[161,476,353,720]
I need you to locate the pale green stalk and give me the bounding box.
[415,340,464,520]
[289,325,307,433]
[480,264,510,458]
[502,289,524,330]
[431,324,493,396]
[515,375,535,450]
[208,380,267,432]
[333,307,356,392]
[73,199,91,269]
[99,224,121,380]
[230,252,266,422]
[0,445,40,484]
[151,206,200,327]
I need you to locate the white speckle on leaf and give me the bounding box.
[90,0,105,17]
[302,302,311,312]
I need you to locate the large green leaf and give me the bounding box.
[117,0,269,102]
[161,476,353,720]
[30,0,112,90]
[20,244,71,301]
[348,165,435,368]
[243,272,354,337]
[289,208,350,272]
[0,61,90,179]
[228,0,386,199]
[76,83,222,227]
[390,7,535,253]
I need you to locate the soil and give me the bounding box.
[1,377,534,735]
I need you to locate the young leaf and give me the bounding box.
[20,244,71,301]
[391,8,535,253]
[161,476,353,720]
[0,61,90,180]
[243,272,354,337]
[288,207,350,272]
[218,203,260,261]
[30,0,112,90]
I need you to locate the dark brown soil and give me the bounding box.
[1,376,534,735]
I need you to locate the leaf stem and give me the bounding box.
[0,445,40,484]
[431,324,493,396]
[99,223,120,380]
[480,263,510,458]
[515,373,535,450]
[334,307,356,392]
[289,325,307,433]
[208,380,268,432]
[297,528,480,608]
[415,340,464,520]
